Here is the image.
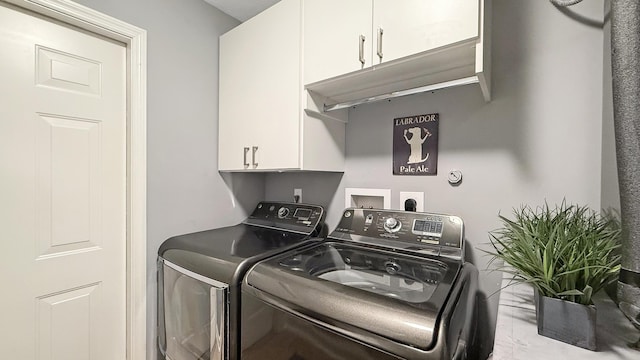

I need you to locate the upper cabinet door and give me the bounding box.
[219,0,302,171]
[373,0,480,65]
[303,0,373,85]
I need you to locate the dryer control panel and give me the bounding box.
[245,202,325,236]
[330,208,464,260]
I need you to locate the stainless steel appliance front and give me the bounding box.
[241,208,478,360]
[159,259,228,360]
[156,202,326,360]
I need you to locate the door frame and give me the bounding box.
[1,0,147,359]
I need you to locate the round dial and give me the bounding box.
[384,261,401,275]
[448,170,463,185]
[277,207,290,219]
[384,217,401,233]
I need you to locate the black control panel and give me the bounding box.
[330,208,463,252]
[245,202,325,235]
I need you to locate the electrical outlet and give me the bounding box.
[294,188,302,203]
[399,191,424,212]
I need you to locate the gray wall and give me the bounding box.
[69,0,264,358]
[266,1,605,357]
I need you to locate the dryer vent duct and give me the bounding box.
[549,0,583,7]
[611,0,640,339]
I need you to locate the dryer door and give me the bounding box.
[159,259,228,360]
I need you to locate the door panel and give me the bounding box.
[303,0,373,84]
[36,46,102,96]
[252,0,301,170]
[373,0,479,64]
[219,0,301,171]
[0,3,126,359]
[37,284,101,360]
[36,114,102,258]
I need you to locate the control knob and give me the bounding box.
[384,261,401,275]
[277,207,290,219]
[384,217,401,233]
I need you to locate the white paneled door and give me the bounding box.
[0,3,126,359]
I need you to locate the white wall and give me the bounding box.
[265,1,605,357]
[68,0,263,358]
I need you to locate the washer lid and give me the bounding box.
[245,241,461,350]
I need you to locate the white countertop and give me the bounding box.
[492,274,640,360]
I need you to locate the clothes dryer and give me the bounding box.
[157,201,325,360]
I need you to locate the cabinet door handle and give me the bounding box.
[252,146,259,168]
[377,28,384,61]
[243,147,250,168]
[359,35,366,67]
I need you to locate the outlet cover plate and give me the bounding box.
[399,191,424,212]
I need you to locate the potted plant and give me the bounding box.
[487,201,621,350]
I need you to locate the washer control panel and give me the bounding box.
[245,202,324,235]
[331,208,464,256]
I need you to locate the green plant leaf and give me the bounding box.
[485,201,621,304]
[582,285,593,304]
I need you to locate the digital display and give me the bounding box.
[294,208,312,220]
[413,220,443,234]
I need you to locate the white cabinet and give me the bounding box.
[218,0,489,172]
[218,0,346,172]
[373,0,480,64]
[304,0,481,80]
[219,0,300,171]
[303,0,372,85]
[305,0,491,106]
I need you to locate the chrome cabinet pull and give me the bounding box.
[252,146,258,167]
[359,35,366,67]
[377,28,384,61]
[243,147,250,168]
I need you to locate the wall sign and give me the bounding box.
[393,113,439,175]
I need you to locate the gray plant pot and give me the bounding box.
[534,289,597,350]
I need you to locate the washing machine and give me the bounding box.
[240,208,478,360]
[157,201,325,360]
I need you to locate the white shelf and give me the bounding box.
[307,40,485,107]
